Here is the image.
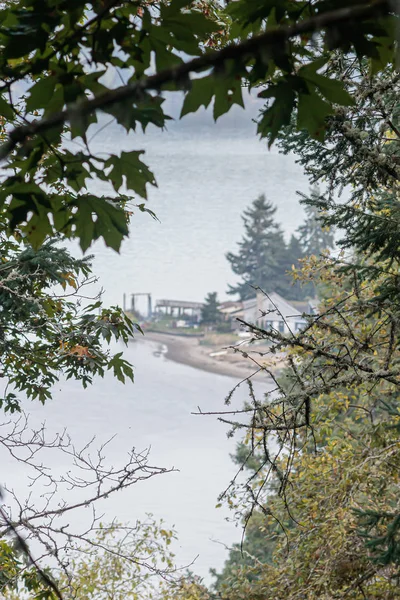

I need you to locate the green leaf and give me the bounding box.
[181,77,214,117]
[108,352,134,383]
[226,0,276,26]
[213,77,244,121]
[74,195,129,253]
[297,92,332,141]
[300,70,355,106]
[298,56,329,74]
[43,84,64,117]
[166,11,219,38]
[73,199,94,253]
[26,77,56,112]
[0,94,14,120]
[369,18,397,75]
[105,151,156,198]
[22,210,53,248]
[69,107,90,141]
[257,81,296,146]
[152,39,184,72]
[102,94,170,132]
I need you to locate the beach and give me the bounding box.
[139,331,285,380]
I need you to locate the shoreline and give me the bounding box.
[138,330,279,380]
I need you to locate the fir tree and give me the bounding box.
[287,234,304,266]
[201,292,222,326]
[226,195,289,300]
[284,234,309,300]
[297,187,335,257]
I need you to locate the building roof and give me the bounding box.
[155,299,204,310]
[219,300,243,314]
[243,297,257,309]
[266,292,304,318]
[243,292,305,321]
[219,301,242,309]
[308,298,320,314]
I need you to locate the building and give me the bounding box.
[219,300,244,322]
[241,291,314,335]
[154,299,203,323]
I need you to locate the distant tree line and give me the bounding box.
[226,189,335,301]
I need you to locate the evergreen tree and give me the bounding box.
[286,234,304,266]
[296,187,335,257]
[214,53,400,600]
[226,195,289,300]
[283,234,309,300]
[201,292,222,326]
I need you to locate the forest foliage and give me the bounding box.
[226,190,334,300]
[0,0,398,598]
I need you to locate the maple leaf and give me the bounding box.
[60,272,77,290]
[69,345,94,359]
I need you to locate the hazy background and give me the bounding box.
[81,95,309,312]
[1,98,309,582]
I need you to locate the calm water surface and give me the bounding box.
[2,341,271,580]
[85,115,309,310]
[2,118,306,580]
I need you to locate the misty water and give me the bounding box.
[1,109,308,580]
[83,102,309,307]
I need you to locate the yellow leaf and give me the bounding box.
[69,345,93,359]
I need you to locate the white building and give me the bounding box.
[242,291,311,335]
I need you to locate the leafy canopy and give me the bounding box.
[212,13,400,597]
[0,1,398,599]
[0,0,395,251]
[0,228,137,411]
[226,194,331,300]
[201,292,223,325]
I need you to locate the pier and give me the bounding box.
[154,299,203,321]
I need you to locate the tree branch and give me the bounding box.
[0,500,63,600]
[0,0,391,160]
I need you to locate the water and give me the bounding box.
[1,113,308,582]
[1,340,271,580]
[78,108,309,311]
